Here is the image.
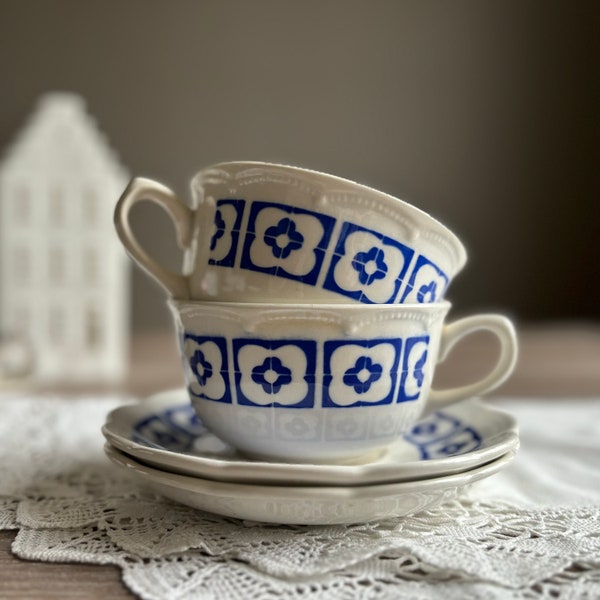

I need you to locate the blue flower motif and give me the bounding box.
[417,280,438,303]
[252,356,293,394]
[352,246,388,285]
[190,349,213,386]
[264,218,304,259]
[413,349,428,388]
[343,356,383,394]
[409,421,438,437]
[438,440,469,456]
[210,209,226,251]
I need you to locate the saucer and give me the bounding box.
[105,443,516,525]
[102,390,519,486]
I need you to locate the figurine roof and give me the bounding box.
[0,92,127,182]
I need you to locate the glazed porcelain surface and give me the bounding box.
[114,161,467,303]
[170,299,517,462]
[105,443,516,525]
[102,389,519,486]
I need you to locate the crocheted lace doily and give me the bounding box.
[1,394,599,599]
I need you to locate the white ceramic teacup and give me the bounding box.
[169,299,517,463]
[115,162,467,303]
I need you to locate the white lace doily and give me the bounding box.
[1,393,599,599]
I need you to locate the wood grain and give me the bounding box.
[0,530,136,599]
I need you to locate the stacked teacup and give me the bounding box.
[114,162,517,464]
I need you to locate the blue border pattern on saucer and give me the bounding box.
[132,404,482,460]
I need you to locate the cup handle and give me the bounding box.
[427,314,518,409]
[114,177,193,299]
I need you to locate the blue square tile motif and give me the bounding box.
[131,405,205,452]
[404,412,482,459]
[323,222,414,303]
[208,198,246,267]
[400,254,449,303]
[422,426,481,458]
[322,338,401,408]
[132,413,197,452]
[239,201,336,285]
[233,338,317,408]
[164,405,206,437]
[404,410,463,444]
[183,333,232,403]
[398,335,430,402]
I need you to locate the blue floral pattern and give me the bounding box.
[208,199,246,268]
[400,255,449,303]
[190,349,213,386]
[397,336,430,402]
[417,280,438,303]
[351,246,388,285]
[209,200,450,304]
[209,209,226,251]
[131,403,483,454]
[322,224,414,303]
[404,413,482,459]
[413,349,427,388]
[240,202,335,285]
[264,218,304,259]
[323,339,400,407]
[184,333,432,409]
[343,356,383,394]
[234,339,316,407]
[183,335,231,403]
[251,356,293,394]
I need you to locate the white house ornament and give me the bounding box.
[0,92,130,382]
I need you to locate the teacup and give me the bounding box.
[169,299,517,463]
[115,162,467,303]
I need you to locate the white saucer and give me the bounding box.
[105,443,516,525]
[102,390,519,486]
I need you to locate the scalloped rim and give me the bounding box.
[102,390,518,487]
[190,161,467,274]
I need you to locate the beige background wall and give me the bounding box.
[0,0,597,331]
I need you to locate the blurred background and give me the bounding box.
[0,0,598,337]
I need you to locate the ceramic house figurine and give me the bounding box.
[0,92,130,382]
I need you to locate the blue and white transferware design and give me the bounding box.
[170,300,517,462]
[114,162,467,302]
[131,401,481,460]
[102,391,519,486]
[182,332,432,410]
[207,198,450,304]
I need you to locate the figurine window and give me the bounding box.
[85,304,102,350]
[13,305,29,335]
[83,188,97,226]
[84,247,99,285]
[49,246,65,284]
[14,184,30,225]
[49,306,65,345]
[50,184,65,225]
[13,246,30,285]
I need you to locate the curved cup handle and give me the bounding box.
[114,177,193,299]
[427,314,518,410]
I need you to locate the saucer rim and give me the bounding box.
[102,389,519,486]
[104,443,516,524]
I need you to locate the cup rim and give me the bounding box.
[169,297,452,311]
[190,160,467,272]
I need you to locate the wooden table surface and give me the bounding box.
[1,323,599,599]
